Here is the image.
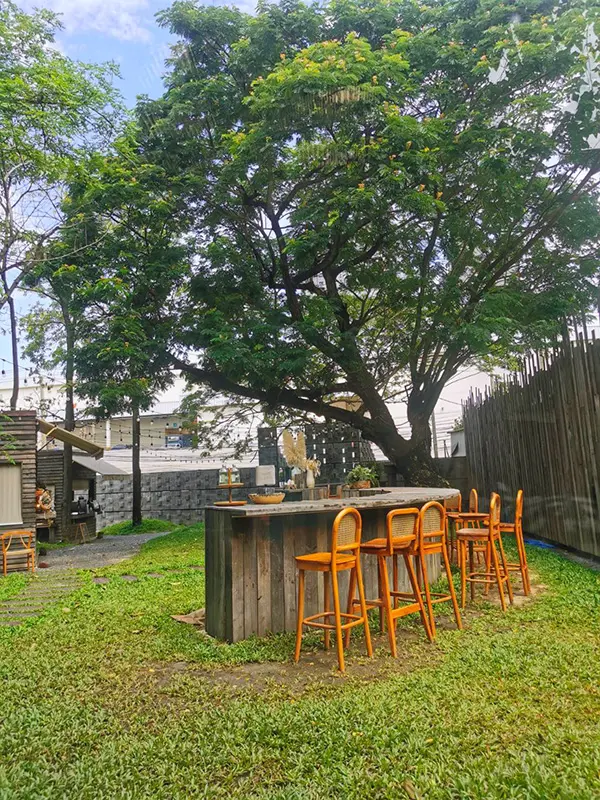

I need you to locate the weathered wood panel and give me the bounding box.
[205,503,444,642]
[464,334,600,558]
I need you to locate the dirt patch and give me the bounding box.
[147,628,443,698]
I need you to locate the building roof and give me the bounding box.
[72,454,127,476]
[38,419,103,458]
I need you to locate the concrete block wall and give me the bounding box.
[96,458,470,530]
[96,467,257,529]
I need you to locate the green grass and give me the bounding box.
[0,572,28,603]
[99,517,179,536]
[1,526,600,798]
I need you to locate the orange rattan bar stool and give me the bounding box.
[418,502,462,637]
[1,530,35,576]
[294,507,372,672]
[456,489,489,572]
[444,494,462,564]
[499,490,530,595]
[457,493,514,610]
[346,508,433,656]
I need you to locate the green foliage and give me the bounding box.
[346,463,380,486]
[99,518,178,537]
[65,0,600,478]
[0,1,121,307]
[0,526,600,796]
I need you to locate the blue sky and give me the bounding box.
[25,0,210,106]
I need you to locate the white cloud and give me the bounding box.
[25,0,153,42]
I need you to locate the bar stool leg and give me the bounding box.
[468,541,475,601]
[442,543,462,629]
[377,562,384,632]
[294,569,305,663]
[344,568,357,648]
[419,555,436,638]
[497,535,514,604]
[323,571,331,650]
[490,539,506,611]
[484,542,492,595]
[404,553,433,642]
[459,540,468,609]
[378,555,396,658]
[332,568,345,672]
[355,556,373,658]
[516,531,530,595]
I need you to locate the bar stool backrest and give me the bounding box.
[444,494,461,513]
[332,507,362,555]
[515,489,524,532]
[489,492,501,533]
[420,501,446,547]
[469,488,478,513]
[386,508,419,550]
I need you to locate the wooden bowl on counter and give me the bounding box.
[248,493,286,505]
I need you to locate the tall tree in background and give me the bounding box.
[75,0,600,484]
[67,139,188,525]
[22,255,83,535]
[0,1,120,409]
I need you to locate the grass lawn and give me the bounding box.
[98,518,179,536]
[1,525,599,799]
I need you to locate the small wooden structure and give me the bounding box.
[0,411,37,571]
[205,487,458,642]
[37,451,100,542]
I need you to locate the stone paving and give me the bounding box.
[0,571,82,627]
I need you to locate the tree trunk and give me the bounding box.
[62,309,75,541]
[396,404,448,488]
[2,273,19,410]
[132,401,142,527]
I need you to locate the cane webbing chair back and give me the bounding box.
[421,501,446,548]
[515,489,523,532]
[469,488,478,513]
[332,508,361,555]
[489,492,501,532]
[444,494,461,514]
[387,508,419,550]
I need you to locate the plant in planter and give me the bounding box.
[346,465,380,489]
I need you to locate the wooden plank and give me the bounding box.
[230,517,245,642]
[269,516,285,634]
[255,517,272,637]
[242,520,258,639]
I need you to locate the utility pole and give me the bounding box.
[132,401,142,526]
[431,410,439,459]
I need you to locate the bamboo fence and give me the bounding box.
[463,333,600,558]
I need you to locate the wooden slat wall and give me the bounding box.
[464,335,600,557]
[206,506,442,642]
[0,411,37,572]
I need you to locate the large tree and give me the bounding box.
[66,138,189,524]
[91,0,600,482]
[0,1,120,408]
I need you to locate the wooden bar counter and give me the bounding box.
[205,487,459,642]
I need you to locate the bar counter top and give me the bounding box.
[208,486,458,516]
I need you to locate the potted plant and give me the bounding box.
[346,465,380,489]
